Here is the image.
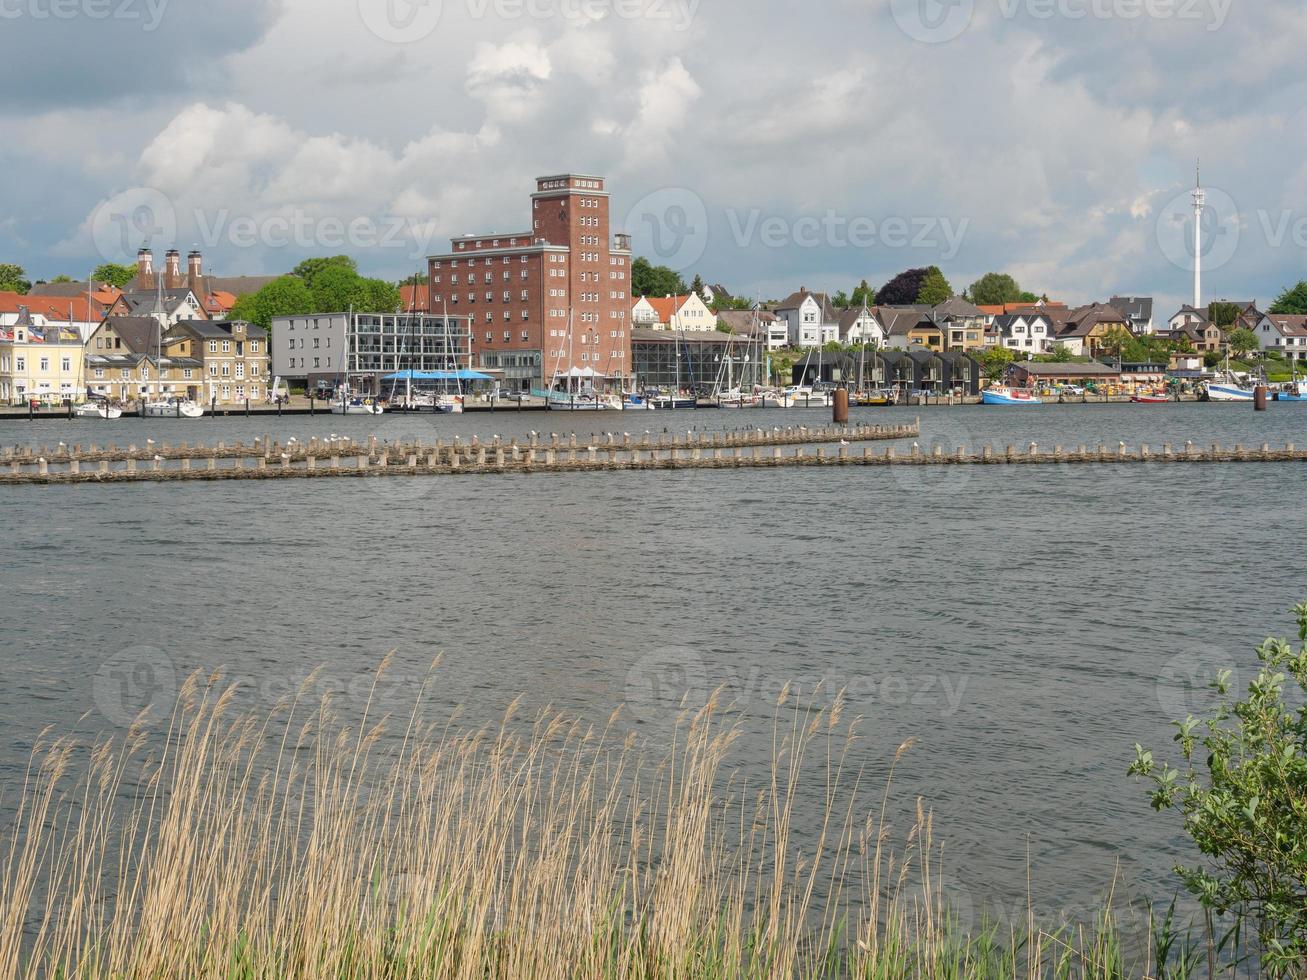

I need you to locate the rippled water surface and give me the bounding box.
[1,401,1304,924]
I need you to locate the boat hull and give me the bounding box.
[1131,395,1172,404]
[1206,385,1254,402]
[331,404,384,415]
[982,391,1042,406]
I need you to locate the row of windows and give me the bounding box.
[287,337,331,349]
[484,331,533,343]
[7,356,75,372]
[549,330,627,340]
[549,350,625,361]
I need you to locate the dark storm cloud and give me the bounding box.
[0,0,281,111]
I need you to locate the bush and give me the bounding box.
[1130,603,1307,975]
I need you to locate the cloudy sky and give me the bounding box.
[2,0,1304,314]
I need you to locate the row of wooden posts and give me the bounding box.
[1,434,1303,485]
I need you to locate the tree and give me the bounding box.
[291,255,357,289]
[916,266,953,306]
[1208,301,1242,329]
[1269,281,1307,315]
[968,272,1025,306]
[91,263,137,289]
[229,276,315,330]
[354,277,402,315]
[1227,327,1259,359]
[981,345,1015,380]
[850,279,876,308]
[690,274,705,297]
[0,264,31,294]
[832,290,850,308]
[1048,344,1073,363]
[1098,325,1134,359]
[1130,603,1307,975]
[48,275,75,284]
[875,268,929,306]
[630,257,687,298]
[397,272,426,287]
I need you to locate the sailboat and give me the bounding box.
[332,307,384,415]
[141,279,204,418]
[1276,358,1307,401]
[547,310,620,411]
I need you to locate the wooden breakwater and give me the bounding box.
[0,422,918,485]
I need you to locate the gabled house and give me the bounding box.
[120,288,208,326]
[992,313,1053,354]
[879,306,935,351]
[1160,320,1223,354]
[838,305,885,347]
[775,288,840,348]
[715,309,788,351]
[83,316,205,403]
[1053,303,1130,357]
[0,307,86,405]
[630,293,716,332]
[1108,296,1155,336]
[1255,314,1307,361]
[1169,300,1262,334]
[170,320,272,404]
[928,297,986,352]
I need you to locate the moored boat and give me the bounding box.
[982,385,1042,406]
[1130,393,1172,404]
[1204,381,1255,402]
[74,401,123,419]
[142,399,204,419]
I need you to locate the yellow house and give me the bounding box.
[84,316,204,403]
[0,310,86,405]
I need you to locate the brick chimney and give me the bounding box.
[164,249,182,288]
[137,247,154,287]
[187,250,202,281]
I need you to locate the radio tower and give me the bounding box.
[1192,160,1205,310]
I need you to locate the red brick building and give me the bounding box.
[427,174,633,392]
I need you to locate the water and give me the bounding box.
[1,400,1304,931]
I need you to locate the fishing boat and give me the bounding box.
[1204,379,1255,402]
[1275,361,1307,401]
[982,385,1042,406]
[74,401,123,419]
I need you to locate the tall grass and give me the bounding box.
[0,662,1200,978]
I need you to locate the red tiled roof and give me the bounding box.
[0,291,110,322]
[643,295,690,323]
[400,284,431,312]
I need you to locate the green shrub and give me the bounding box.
[1130,603,1307,975]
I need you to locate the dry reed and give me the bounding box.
[0,662,1189,978]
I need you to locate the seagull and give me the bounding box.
[153,454,163,462]
[146,438,155,446]
[840,439,849,447]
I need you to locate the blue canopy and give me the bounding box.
[380,369,494,381]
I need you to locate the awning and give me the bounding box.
[380,369,494,381]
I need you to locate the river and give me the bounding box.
[1,400,1303,932]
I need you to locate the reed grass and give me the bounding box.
[0,661,1203,978]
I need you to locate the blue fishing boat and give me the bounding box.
[982,386,1042,406]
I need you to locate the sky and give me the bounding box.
[2,0,1305,315]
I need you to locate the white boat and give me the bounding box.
[142,399,204,418]
[547,390,621,411]
[331,396,384,416]
[765,386,830,408]
[74,402,122,420]
[435,393,464,414]
[982,386,1042,406]
[717,388,761,408]
[1205,379,1255,402]
[1276,379,1307,403]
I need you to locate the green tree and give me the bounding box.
[1269,281,1307,315]
[832,290,850,308]
[822,340,843,353]
[1017,290,1040,303]
[0,264,31,294]
[981,345,1015,380]
[916,266,953,306]
[48,275,75,284]
[1208,301,1242,328]
[354,277,402,314]
[850,279,876,308]
[229,276,315,330]
[397,272,426,287]
[309,265,365,313]
[1226,326,1259,359]
[690,274,705,297]
[968,272,1025,306]
[630,257,688,298]
[1130,602,1307,975]
[292,255,357,289]
[1048,344,1073,363]
[91,263,137,289]
[1098,325,1134,359]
